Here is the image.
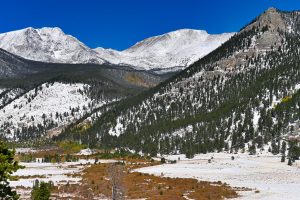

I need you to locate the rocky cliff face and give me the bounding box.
[212,8,293,72]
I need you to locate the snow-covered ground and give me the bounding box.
[135,153,300,200]
[10,159,116,199]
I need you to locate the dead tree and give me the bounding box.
[108,163,125,200]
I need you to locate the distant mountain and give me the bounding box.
[0,27,234,73]
[0,27,106,65]
[95,29,234,72]
[60,8,300,157]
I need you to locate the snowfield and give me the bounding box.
[135,153,300,200]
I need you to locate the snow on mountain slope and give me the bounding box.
[0,82,109,139]
[95,29,235,71]
[0,88,24,107]
[0,27,106,64]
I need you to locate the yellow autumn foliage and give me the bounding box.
[281,96,292,103]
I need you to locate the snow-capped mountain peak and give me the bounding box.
[124,29,210,54]
[0,27,106,64]
[95,29,235,72]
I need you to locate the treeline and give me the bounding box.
[19,153,79,163]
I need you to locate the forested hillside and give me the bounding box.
[0,54,166,141]
[57,8,300,159]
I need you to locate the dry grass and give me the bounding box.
[11,175,46,180]
[125,172,237,200]
[125,73,155,88]
[54,161,238,200]
[15,151,238,199]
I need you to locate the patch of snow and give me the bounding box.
[108,117,125,136]
[15,148,37,154]
[76,148,94,156]
[253,110,260,129]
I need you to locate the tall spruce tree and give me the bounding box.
[0,141,24,200]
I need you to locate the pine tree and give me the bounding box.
[31,180,51,200]
[249,143,256,155]
[0,141,24,200]
[281,141,287,162]
[288,158,293,166]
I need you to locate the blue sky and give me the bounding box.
[0,0,299,50]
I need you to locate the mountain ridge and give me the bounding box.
[97,29,234,72]
[0,27,234,73]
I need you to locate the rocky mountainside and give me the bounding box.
[0,27,233,73]
[0,48,38,78]
[58,8,300,159]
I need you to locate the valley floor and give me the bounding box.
[135,152,300,200]
[11,149,298,199]
[10,149,237,200]
[10,158,116,199]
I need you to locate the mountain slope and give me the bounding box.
[0,66,165,140]
[95,29,234,72]
[0,48,38,78]
[0,50,167,139]
[59,8,300,158]
[0,82,107,140]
